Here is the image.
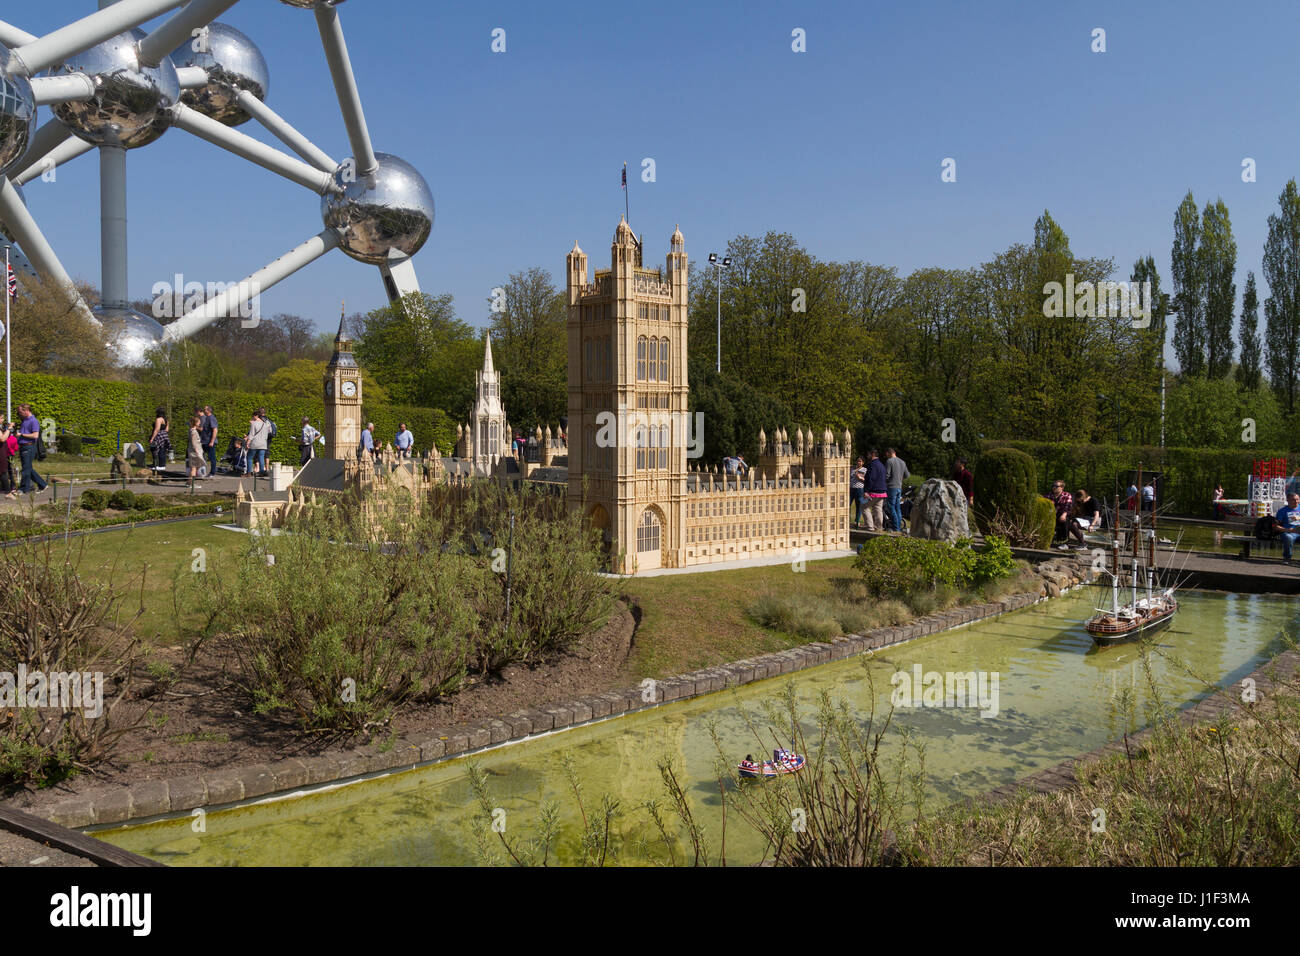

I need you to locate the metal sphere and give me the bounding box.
[0,44,36,177]
[321,153,434,265]
[95,306,166,367]
[170,22,269,127]
[50,29,180,149]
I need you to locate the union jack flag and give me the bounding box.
[6,264,15,300]
[621,164,626,190]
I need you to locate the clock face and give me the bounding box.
[325,380,334,396]
[341,380,357,398]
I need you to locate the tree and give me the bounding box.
[1200,198,1237,378]
[488,267,567,430]
[1237,271,1262,391]
[688,354,792,465]
[350,292,478,416]
[263,357,389,404]
[5,274,115,378]
[1263,179,1300,414]
[1171,190,1205,376]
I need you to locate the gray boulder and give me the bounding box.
[909,478,970,542]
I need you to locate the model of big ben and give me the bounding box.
[324,312,362,459]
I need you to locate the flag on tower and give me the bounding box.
[621,163,626,190]
[6,263,15,300]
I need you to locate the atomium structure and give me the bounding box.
[0,0,434,364]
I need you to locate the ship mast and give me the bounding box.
[1132,465,1142,610]
[1111,494,1121,617]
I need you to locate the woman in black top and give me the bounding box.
[148,406,170,470]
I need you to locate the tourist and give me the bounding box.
[865,449,887,531]
[148,406,170,470]
[245,408,271,477]
[298,417,321,466]
[0,418,15,498]
[885,448,909,533]
[953,458,974,506]
[735,453,748,477]
[850,457,866,526]
[360,422,376,460]
[1051,480,1084,549]
[1142,481,1156,513]
[186,414,205,480]
[200,405,219,476]
[1074,488,1102,534]
[394,423,414,458]
[1125,482,1138,511]
[15,404,47,495]
[1213,483,1226,520]
[231,437,248,476]
[1273,491,1300,566]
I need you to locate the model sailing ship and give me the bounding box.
[1086,470,1179,645]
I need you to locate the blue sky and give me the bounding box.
[11,0,1300,345]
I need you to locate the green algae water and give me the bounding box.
[94,589,1298,866]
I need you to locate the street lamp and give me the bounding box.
[708,252,732,373]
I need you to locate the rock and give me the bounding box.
[908,478,970,543]
[1045,582,1061,598]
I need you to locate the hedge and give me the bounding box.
[981,440,1296,518]
[8,371,458,461]
[0,502,225,542]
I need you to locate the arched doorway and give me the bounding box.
[635,506,664,571]
[588,503,613,564]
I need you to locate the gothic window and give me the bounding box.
[637,509,661,553]
[635,424,647,469]
[585,339,593,381]
[490,423,499,449]
[479,422,487,450]
[659,339,669,381]
[636,337,647,381]
[638,303,648,320]
[658,425,668,469]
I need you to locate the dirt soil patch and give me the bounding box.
[3,602,637,812]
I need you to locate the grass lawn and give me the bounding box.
[621,557,861,678]
[46,519,246,646]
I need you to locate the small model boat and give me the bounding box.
[738,750,806,778]
[1086,464,1180,647]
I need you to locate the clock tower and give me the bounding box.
[324,311,363,459]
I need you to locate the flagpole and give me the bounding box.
[623,161,629,225]
[5,245,11,425]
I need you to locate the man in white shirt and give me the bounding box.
[394,423,414,458]
[298,417,320,466]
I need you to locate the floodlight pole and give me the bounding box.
[709,253,730,373]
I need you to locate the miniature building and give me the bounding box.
[454,333,513,473]
[323,314,363,460]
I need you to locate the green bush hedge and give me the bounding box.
[8,370,458,462]
[855,534,1017,597]
[108,489,136,510]
[0,502,223,542]
[78,489,108,512]
[982,440,1293,518]
[1029,496,1055,549]
[59,435,82,455]
[133,494,156,510]
[974,447,1038,533]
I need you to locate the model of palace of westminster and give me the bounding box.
[236,218,852,574]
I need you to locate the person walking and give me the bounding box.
[884,447,909,533]
[200,405,219,476]
[148,406,170,470]
[865,448,888,532]
[0,418,16,498]
[953,458,974,507]
[15,404,47,494]
[245,408,271,477]
[298,417,321,466]
[186,413,205,480]
[394,423,413,458]
[850,457,866,527]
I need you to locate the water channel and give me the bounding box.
[94,589,1297,865]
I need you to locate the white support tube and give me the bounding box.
[235,90,337,174]
[315,3,377,176]
[136,0,240,68]
[175,66,209,90]
[5,0,186,78]
[100,145,128,309]
[11,135,94,187]
[162,228,340,342]
[28,73,97,106]
[0,176,97,324]
[0,20,37,48]
[8,118,71,180]
[172,103,338,194]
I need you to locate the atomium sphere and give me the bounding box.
[169,22,269,127]
[321,153,434,266]
[49,29,180,150]
[95,306,166,368]
[0,44,36,177]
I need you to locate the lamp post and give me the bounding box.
[708,252,731,373]
[1159,309,1173,450]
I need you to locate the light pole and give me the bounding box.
[708,252,731,373]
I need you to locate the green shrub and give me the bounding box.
[748,593,842,641]
[78,489,108,512]
[1029,496,1055,549]
[856,534,1022,600]
[108,489,136,510]
[974,447,1038,533]
[971,534,1016,584]
[133,494,156,510]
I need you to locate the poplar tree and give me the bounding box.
[1171,190,1205,376]
[1263,179,1300,413]
[1200,198,1237,378]
[1237,271,1261,391]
